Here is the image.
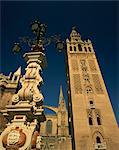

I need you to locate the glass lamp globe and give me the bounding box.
[12,43,21,53]
[31,20,40,33]
[56,41,64,52]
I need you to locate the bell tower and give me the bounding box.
[66,27,119,150]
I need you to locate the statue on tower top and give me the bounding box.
[70,26,81,42]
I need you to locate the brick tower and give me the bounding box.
[66,27,119,150]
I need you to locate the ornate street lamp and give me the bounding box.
[1,19,67,150]
[12,19,65,54]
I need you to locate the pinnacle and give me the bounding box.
[14,66,21,76]
[59,85,64,103]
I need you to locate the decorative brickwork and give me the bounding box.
[92,74,103,94]
[71,59,79,71]
[73,74,82,94]
[88,59,97,72]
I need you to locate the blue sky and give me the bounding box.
[1,1,119,123]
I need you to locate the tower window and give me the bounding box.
[70,46,72,51]
[88,47,92,52]
[84,47,87,52]
[78,44,82,51]
[74,46,76,51]
[89,101,95,109]
[97,116,101,125]
[96,136,101,143]
[89,116,93,125]
[46,120,52,134]
[14,76,18,81]
[90,101,93,105]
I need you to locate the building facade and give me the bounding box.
[0,28,119,150]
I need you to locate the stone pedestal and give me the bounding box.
[0,49,47,149]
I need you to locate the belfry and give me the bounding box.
[0,25,119,150]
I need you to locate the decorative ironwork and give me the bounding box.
[12,19,65,54]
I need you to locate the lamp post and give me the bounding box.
[12,19,65,54]
[0,19,66,150]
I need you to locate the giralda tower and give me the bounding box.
[66,28,119,150]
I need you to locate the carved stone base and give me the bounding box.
[6,145,19,150]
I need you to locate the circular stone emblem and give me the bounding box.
[2,127,26,148]
[7,130,20,146]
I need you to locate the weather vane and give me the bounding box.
[12,19,65,54]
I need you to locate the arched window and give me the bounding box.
[89,116,93,125]
[78,44,82,51]
[46,120,52,134]
[93,132,106,149]
[70,46,72,51]
[84,47,87,52]
[97,116,101,125]
[88,47,92,52]
[96,136,101,143]
[14,76,18,81]
[74,46,76,51]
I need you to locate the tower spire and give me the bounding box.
[58,85,67,110]
[59,85,64,103]
[14,66,21,76]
